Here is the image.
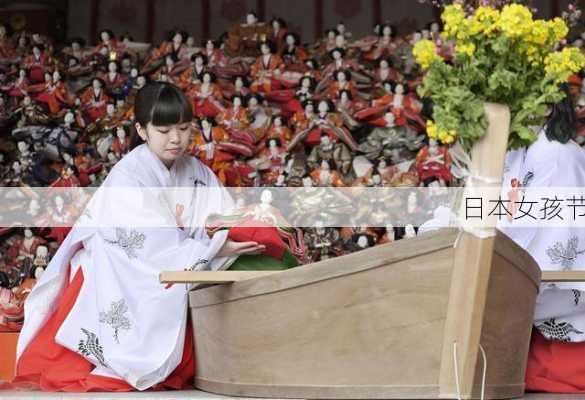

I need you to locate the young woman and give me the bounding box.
[12,82,264,392]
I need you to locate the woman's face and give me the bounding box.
[137,121,192,167]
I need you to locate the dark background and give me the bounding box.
[0,0,582,46]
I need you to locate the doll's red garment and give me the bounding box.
[11,265,194,392]
[227,220,287,260]
[525,328,585,393]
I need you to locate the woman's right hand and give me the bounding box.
[216,239,266,257]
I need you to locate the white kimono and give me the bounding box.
[16,144,237,390]
[499,130,585,342]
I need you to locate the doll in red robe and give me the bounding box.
[1,68,29,98]
[250,40,285,94]
[188,117,234,184]
[80,78,111,122]
[143,30,190,73]
[29,70,73,115]
[216,94,255,153]
[414,138,453,185]
[186,71,225,118]
[23,44,51,83]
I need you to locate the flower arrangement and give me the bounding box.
[413,3,585,149]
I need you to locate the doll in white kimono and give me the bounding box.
[13,82,265,392]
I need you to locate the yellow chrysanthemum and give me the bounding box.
[499,3,533,38]
[544,47,585,83]
[426,120,438,139]
[527,20,549,45]
[427,120,456,144]
[412,39,442,70]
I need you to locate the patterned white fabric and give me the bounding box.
[16,144,237,389]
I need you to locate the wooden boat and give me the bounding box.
[161,104,545,399]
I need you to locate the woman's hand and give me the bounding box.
[216,239,266,257]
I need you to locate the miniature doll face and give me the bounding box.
[68,58,77,67]
[306,60,315,69]
[116,98,124,108]
[235,77,244,89]
[431,22,439,33]
[116,127,126,139]
[12,161,21,172]
[380,59,389,69]
[172,32,183,45]
[379,160,387,169]
[130,67,138,78]
[19,69,26,78]
[62,152,73,164]
[274,116,282,127]
[321,135,331,146]
[24,228,33,238]
[64,112,74,124]
[165,55,174,68]
[336,71,347,82]
[383,25,392,37]
[101,31,111,42]
[305,102,314,113]
[44,72,52,83]
[135,120,192,168]
[55,196,64,208]
[106,103,115,115]
[337,23,346,34]
[260,43,271,55]
[422,29,430,39]
[206,40,214,50]
[92,79,102,90]
[340,91,349,101]
[0,26,5,37]
[37,245,48,257]
[335,35,346,48]
[201,118,211,130]
[383,82,392,92]
[285,34,295,46]
[413,32,422,42]
[17,141,28,153]
[321,160,330,170]
[332,50,342,60]
[195,55,204,66]
[23,96,31,106]
[272,19,281,30]
[233,96,242,107]
[186,36,195,47]
[33,46,41,57]
[53,70,61,82]
[357,236,368,248]
[137,76,146,87]
[373,174,381,184]
[74,97,81,106]
[248,96,259,107]
[32,33,40,43]
[268,139,277,148]
[302,176,313,187]
[384,112,395,125]
[108,61,117,73]
[202,73,211,83]
[71,41,81,51]
[318,100,329,113]
[405,224,416,237]
[395,84,404,95]
[99,46,108,56]
[246,13,257,25]
[18,36,26,46]
[261,189,273,204]
[301,77,311,89]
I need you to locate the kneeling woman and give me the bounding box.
[12,82,264,391]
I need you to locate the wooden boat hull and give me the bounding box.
[189,229,540,399]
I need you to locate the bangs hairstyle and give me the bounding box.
[135,82,193,128]
[131,82,193,148]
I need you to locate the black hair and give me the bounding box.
[132,82,193,148]
[379,23,396,38]
[305,58,319,69]
[99,29,115,41]
[202,38,217,48]
[191,52,208,64]
[201,71,217,83]
[247,10,258,18]
[32,43,44,52]
[329,47,346,59]
[167,29,187,42]
[246,93,264,104]
[69,37,85,47]
[283,32,301,46]
[301,99,315,109]
[379,57,394,68]
[299,75,316,90]
[258,39,276,53]
[266,137,282,147]
[198,116,216,127]
[335,69,352,82]
[270,17,287,28]
[545,83,577,144]
[325,28,340,37]
[231,94,247,106]
[120,33,134,41]
[232,74,249,86]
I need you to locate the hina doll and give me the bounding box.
[265,74,315,117]
[143,30,189,73]
[325,69,359,101]
[1,68,29,98]
[266,115,292,145]
[311,29,339,64]
[304,220,342,262]
[0,24,15,60]
[362,23,398,62]
[270,17,288,51]
[99,60,126,98]
[317,47,370,93]
[246,93,272,143]
[80,78,111,122]
[29,70,73,115]
[187,71,225,118]
[203,39,247,80]
[14,82,254,392]
[151,55,186,86]
[280,32,308,71]
[216,94,255,152]
[221,75,251,100]
[13,95,50,128]
[177,52,208,89]
[370,58,403,94]
[287,99,359,152]
[64,56,93,80]
[23,44,51,83]
[92,29,122,60]
[72,143,103,186]
[188,117,234,183]
[110,126,131,158]
[309,159,345,187]
[225,11,272,57]
[414,138,453,185]
[36,194,75,243]
[335,89,367,130]
[378,223,396,244]
[250,40,285,93]
[248,138,288,185]
[307,133,353,175]
[61,38,90,65]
